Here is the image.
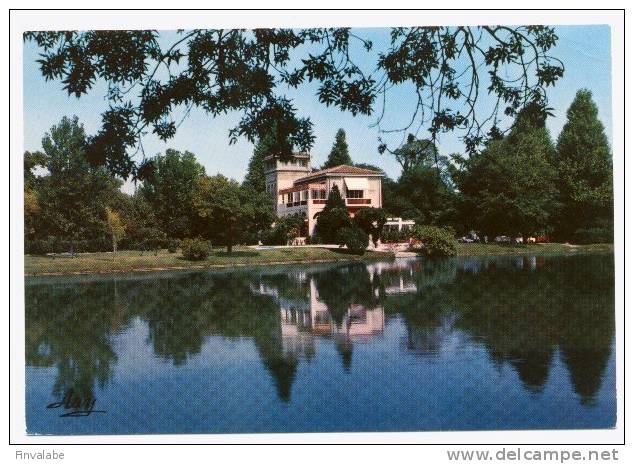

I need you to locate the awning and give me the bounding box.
[344,177,369,190]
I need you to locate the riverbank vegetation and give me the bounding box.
[24,247,394,276]
[24,90,613,262]
[24,243,613,276]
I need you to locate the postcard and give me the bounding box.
[10,9,624,448]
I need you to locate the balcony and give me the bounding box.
[346,198,371,205]
[286,201,308,207]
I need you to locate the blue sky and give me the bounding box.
[23,25,612,191]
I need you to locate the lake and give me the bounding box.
[25,253,616,435]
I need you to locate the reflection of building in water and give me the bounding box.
[366,259,419,295]
[255,275,385,379]
[279,279,385,339]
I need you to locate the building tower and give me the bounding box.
[264,152,312,214]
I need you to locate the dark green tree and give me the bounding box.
[24,151,47,240]
[25,27,563,178]
[243,134,275,194]
[192,175,275,253]
[322,129,352,169]
[353,207,387,246]
[452,106,559,238]
[313,185,351,243]
[553,89,613,242]
[26,116,122,253]
[384,134,438,173]
[139,149,205,239]
[108,190,157,249]
[395,164,458,227]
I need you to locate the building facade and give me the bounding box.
[264,152,384,236]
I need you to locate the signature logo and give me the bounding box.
[46,388,105,417]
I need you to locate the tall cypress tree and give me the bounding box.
[554,89,613,241]
[314,185,351,242]
[322,129,353,169]
[243,135,273,194]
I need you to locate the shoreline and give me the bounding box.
[23,243,613,277]
[24,248,394,277]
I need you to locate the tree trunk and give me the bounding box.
[112,236,117,254]
[227,242,233,254]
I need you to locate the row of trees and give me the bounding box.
[381,89,613,242]
[24,89,612,256]
[24,117,275,254]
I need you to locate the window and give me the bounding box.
[312,189,326,199]
[346,189,364,198]
[301,190,309,201]
[300,159,308,167]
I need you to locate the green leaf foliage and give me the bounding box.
[192,175,275,252]
[410,225,457,258]
[24,116,123,254]
[139,149,206,239]
[452,106,559,238]
[353,207,387,246]
[25,27,564,177]
[336,226,369,255]
[181,238,211,261]
[322,129,352,169]
[314,185,351,243]
[553,89,613,241]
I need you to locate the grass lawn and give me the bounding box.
[456,242,614,256]
[24,247,394,276]
[24,242,614,276]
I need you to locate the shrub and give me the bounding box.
[262,213,306,245]
[167,239,180,253]
[410,225,457,258]
[314,208,351,244]
[337,226,369,255]
[181,238,210,261]
[353,208,387,246]
[314,186,351,243]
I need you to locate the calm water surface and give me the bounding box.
[25,254,616,434]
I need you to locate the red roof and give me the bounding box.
[295,164,384,183]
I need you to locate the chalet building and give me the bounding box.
[264,152,384,236]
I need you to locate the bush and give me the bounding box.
[336,226,369,255]
[410,225,457,258]
[353,208,387,246]
[181,238,210,261]
[167,239,180,253]
[262,213,307,245]
[572,227,613,244]
[314,208,351,244]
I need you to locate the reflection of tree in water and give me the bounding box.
[335,338,353,372]
[382,255,614,401]
[255,334,298,403]
[26,280,125,403]
[129,271,300,401]
[311,263,379,325]
[26,254,614,406]
[556,257,615,404]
